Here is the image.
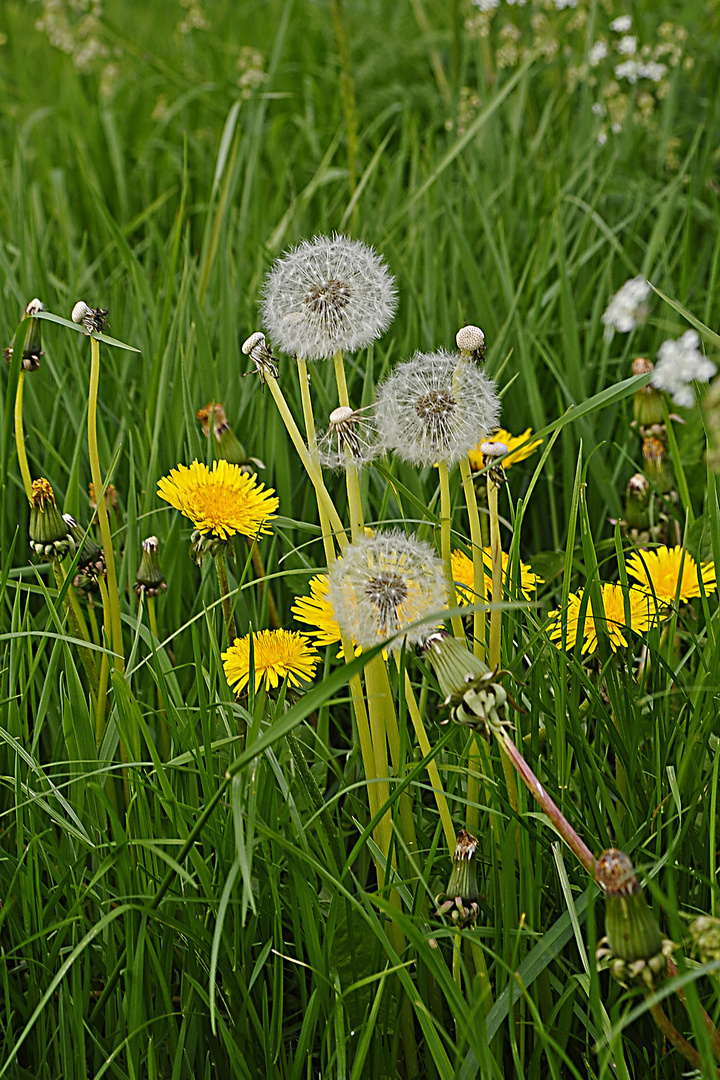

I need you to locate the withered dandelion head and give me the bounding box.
[547,582,665,655]
[222,628,320,694]
[261,234,397,360]
[157,458,278,540]
[328,531,448,651]
[375,350,500,467]
[317,405,381,470]
[626,545,717,602]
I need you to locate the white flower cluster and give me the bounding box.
[651,331,717,408]
[601,276,651,340]
[615,59,667,84]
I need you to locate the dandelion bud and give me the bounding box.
[425,632,510,737]
[5,298,45,371]
[435,830,480,928]
[196,403,262,472]
[134,536,167,597]
[624,472,651,529]
[29,479,75,560]
[632,357,665,429]
[63,514,104,574]
[595,848,672,988]
[689,915,720,963]
[642,434,674,493]
[456,324,486,361]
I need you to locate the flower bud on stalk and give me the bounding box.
[425,632,511,738]
[435,830,480,928]
[29,479,74,559]
[134,536,167,598]
[63,514,105,592]
[625,472,651,530]
[642,435,674,494]
[5,299,45,371]
[595,849,673,988]
[196,403,264,473]
[632,358,665,429]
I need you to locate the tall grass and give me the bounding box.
[2,0,720,1076]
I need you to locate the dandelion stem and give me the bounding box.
[333,351,364,541]
[147,595,170,761]
[487,476,502,669]
[438,461,464,640]
[266,374,347,549]
[14,371,33,502]
[296,358,338,567]
[459,457,486,659]
[51,557,99,693]
[215,547,238,644]
[647,1000,715,1074]
[248,541,281,629]
[95,575,112,745]
[402,667,455,851]
[88,336,124,674]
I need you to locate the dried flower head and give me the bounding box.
[6,298,45,371]
[548,581,665,654]
[626,545,716,602]
[328,531,448,651]
[71,300,109,334]
[601,276,651,340]
[375,350,501,467]
[651,330,716,408]
[456,324,486,360]
[468,428,542,472]
[157,459,278,541]
[436,829,480,928]
[316,405,381,470]
[261,234,397,360]
[242,331,280,385]
[134,536,167,598]
[222,628,320,694]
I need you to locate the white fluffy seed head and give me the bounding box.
[375,350,501,467]
[328,530,448,651]
[72,301,92,324]
[456,325,485,353]
[651,330,717,408]
[25,299,44,316]
[317,405,382,471]
[261,234,397,360]
[601,276,651,341]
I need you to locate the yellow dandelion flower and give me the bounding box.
[468,428,542,471]
[547,582,664,655]
[222,629,319,693]
[451,547,543,604]
[291,575,342,648]
[157,458,278,540]
[626,545,717,602]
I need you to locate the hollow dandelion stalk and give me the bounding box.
[333,350,364,541]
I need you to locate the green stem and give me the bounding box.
[266,373,347,548]
[215,547,238,644]
[88,336,124,674]
[147,596,170,761]
[14,370,33,502]
[51,558,99,693]
[95,576,111,745]
[402,667,455,851]
[487,477,502,670]
[459,457,486,660]
[439,461,464,640]
[333,351,364,541]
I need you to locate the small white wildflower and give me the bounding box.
[261,234,397,361]
[316,405,382,470]
[601,276,651,341]
[375,350,501,467]
[617,35,637,56]
[328,531,449,651]
[615,60,639,83]
[651,331,717,408]
[592,102,606,116]
[597,130,609,146]
[610,16,632,33]
[638,61,667,82]
[471,0,500,10]
[589,40,608,66]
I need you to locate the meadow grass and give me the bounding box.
[2,0,720,1076]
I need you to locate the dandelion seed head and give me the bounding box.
[610,15,632,33]
[242,331,267,356]
[317,404,382,470]
[651,330,716,408]
[456,324,486,355]
[328,531,448,651]
[375,350,501,467]
[261,234,397,360]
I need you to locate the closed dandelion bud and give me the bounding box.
[625,472,651,529]
[196,403,262,472]
[689,915,720,962]
[595,849,672,988]
[456,324,486,361]
[134,536,167,597]
[29,479,74,559]
[632,358,665,428]
[435,830,480,928]
[425,632,510,737]
[642,435,674,493]
[63,514,105,574]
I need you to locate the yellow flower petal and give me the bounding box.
[157,458,278,540]
[626,545,716,603]
[222,629,319,694]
